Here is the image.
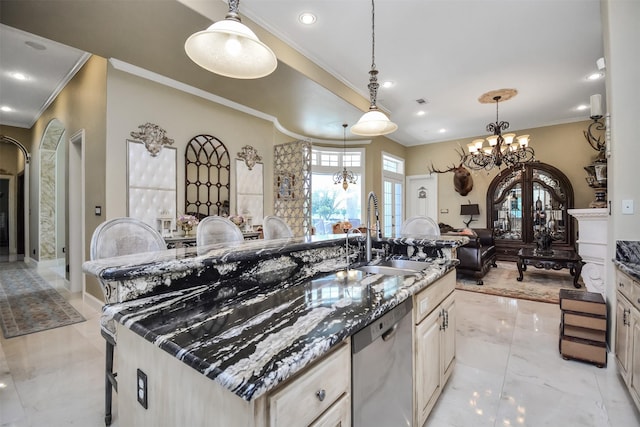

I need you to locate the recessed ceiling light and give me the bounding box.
[587,72,604,80]
[439,128,446,133]
[577,104,589,111]
[10,72,28,81]
[299,12,316,25]
[1,106,14,112]
[416,111,426,116]
[382,81,394,88]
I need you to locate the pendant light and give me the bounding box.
[184,0,277,79]
[333,124,358,190]
[351,0,398,136]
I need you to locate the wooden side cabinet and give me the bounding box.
[413,270,456,427]
[615,270,640,411]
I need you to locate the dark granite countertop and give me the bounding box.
[104,258,457,402]
[614,240,640,281]
[613,260,640,282]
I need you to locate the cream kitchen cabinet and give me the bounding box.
[413,269,456,427]
[117,326,351,427]
[268,341,351,427]
[615,269,640,411]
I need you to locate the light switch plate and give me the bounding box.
[622,199,634,215]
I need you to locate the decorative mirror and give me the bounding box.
[185,135,230,218]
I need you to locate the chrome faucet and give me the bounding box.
[366,191,382,262]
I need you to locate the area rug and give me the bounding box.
[456,261,585,304]
[0,262,85,338]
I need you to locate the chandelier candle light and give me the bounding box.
[463,89,535,171]
[334,124,358,190]
[351,0,398,136]
[184,0,277,79]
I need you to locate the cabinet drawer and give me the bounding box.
[617,271,635,301]
[309,394,350,427]
[269,342,350,427]
[563,312,607,331]
[414,270,455,324]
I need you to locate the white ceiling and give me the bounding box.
[0,0,606,147]
[0,25,89,129]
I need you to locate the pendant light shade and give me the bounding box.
[184,1,277,79]
[351,108,398,136]
[351,0,397,137]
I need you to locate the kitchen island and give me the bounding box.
[83,234,467,426]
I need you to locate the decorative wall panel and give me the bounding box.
[236,159,263,225]
[273,140,312,237]
[127,140,177,231]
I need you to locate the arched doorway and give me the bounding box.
[0,134,31,262]
[38,119,66,274]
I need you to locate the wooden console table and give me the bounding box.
[517,248,583,288]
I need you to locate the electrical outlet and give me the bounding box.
[137,369,148,409]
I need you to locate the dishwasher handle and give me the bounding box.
[381,323,398,341]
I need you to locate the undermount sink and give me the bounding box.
[355,259,429,276]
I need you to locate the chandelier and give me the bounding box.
[334,124,358,190]
[463,91,535,171]
[350,0,398,136]
[184,0,277,79]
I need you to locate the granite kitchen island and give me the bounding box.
[83,234,467,426]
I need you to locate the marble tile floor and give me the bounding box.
[1,264,638,427]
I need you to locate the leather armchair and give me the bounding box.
[454,228,497,285]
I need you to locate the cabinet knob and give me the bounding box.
[316,389,326,402]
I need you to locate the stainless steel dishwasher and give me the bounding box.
[352,298,413,427]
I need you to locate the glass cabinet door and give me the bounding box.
[491,169,524,241]
[531,167,568,245]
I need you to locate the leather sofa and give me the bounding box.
[451,228,497,285]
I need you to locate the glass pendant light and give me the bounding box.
[351,0,398,136]
[184,0,277,79]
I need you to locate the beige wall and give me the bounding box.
[406,120,597,228]
[30,55,107,298]
[105,64,277,224]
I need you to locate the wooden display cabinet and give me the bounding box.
[486,162,575,261]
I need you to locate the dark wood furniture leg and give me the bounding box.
[572,261,583,288]
[104,337,117,426]
[517,257,524,281]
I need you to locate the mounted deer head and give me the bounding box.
[428,149,474,196]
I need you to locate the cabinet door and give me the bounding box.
[441,293,456,385]
[615,294,632,383]
[630,310,640,405]
[415,307,443,426]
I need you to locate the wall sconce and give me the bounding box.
[460,202,480,228]
[130,123,174,157]
[584,94,606,157]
